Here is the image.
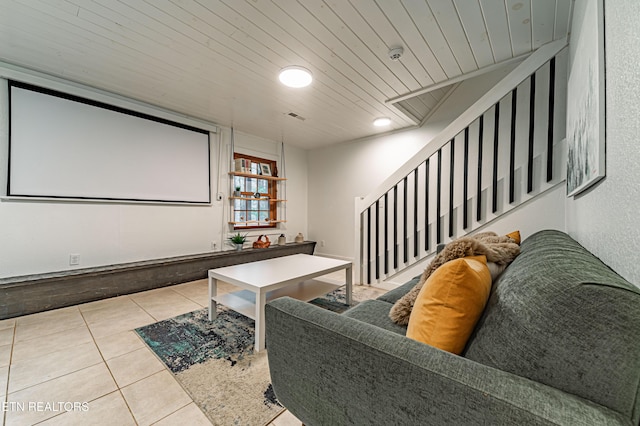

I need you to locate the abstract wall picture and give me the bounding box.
[566,0,606,197]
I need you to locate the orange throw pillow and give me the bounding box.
[506,230,521,244]
[406,255,492,354]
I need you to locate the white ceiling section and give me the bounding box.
[0,0,572,149]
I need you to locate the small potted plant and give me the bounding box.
[228,232,247,251]
[234,186,242,197]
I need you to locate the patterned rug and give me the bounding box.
[135,285,384,425]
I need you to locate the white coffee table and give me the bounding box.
[208,254,352,352]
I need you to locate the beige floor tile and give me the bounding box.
[8,341,102,394]
[14,306,82,327]
[171,280,210,306]
[77,295,132,313]
[11,326,93,363]
[80,298,148,325]
[0,318,15,331]
[129,287,171,300]
[38,391,136,426]
[270,409,303,426]
[0,344,11,368]
[1,365,8,396]
[5,363,117,426]
[2,278,296,426]
[142,300,202,322]
[0,328,14,346]
[130,288,202,321]
[216,281,241,294]
[106,347,164,388]
[87,309,155,339]
[94,330,145,361]
[14,308,85,343]
[121,370,191,425]
[152,402,212,426]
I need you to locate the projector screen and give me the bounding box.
[8,81,211,204]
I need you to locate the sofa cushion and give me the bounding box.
[464,230,640,420]
[406,255,491,354]
[389,233,520,326]
[343,299,407,335]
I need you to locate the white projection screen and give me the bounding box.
[8,81,211,204]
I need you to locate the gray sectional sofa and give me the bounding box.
[265,230,640,425]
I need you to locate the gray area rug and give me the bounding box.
[135,285,384,425]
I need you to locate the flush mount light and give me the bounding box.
[373,117,392,127]
[278,66,313,88]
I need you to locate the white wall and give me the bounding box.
[565,0,640,286]
[0,73,307,278]
[307,126,435,260]
[307,64,525,261]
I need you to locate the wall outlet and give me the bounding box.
[320,240,325,247]
[69,254,80,266]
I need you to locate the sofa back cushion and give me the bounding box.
[464,230,640,421]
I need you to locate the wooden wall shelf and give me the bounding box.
[228,220,287,225]
[230,170,286,229]
[229,171,286,181]
[229,196,287,202]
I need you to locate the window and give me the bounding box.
[232,153,279,230]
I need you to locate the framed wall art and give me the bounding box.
[566,0,606,197]
[260,163,272,176]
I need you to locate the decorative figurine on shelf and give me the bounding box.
[234,186,242,197]
[278,234,286,245]
[253,235,271,249]
[295,233,304,243]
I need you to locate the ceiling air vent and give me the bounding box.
[287,112,306,121]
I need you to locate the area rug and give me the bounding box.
[135,285,384,426]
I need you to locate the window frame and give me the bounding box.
[232,153,279,230]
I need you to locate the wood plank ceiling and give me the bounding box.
[0,0,572,149]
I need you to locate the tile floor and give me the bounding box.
[0,278,303,426]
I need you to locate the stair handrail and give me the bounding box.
[354,37,568,284]
[356,37,567,213]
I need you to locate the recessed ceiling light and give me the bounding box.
[279,66,313,88]
[373,117,391,127]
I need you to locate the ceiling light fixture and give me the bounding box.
[278,66,313,88]
[373,117,392,127]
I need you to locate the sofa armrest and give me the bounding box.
[265,297,627,426]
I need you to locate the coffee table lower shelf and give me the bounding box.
[213,279,341,320]
[208,254,352,352]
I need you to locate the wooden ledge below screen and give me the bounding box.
[0,241,316,320]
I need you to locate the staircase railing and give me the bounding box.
[355,38,568,284]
